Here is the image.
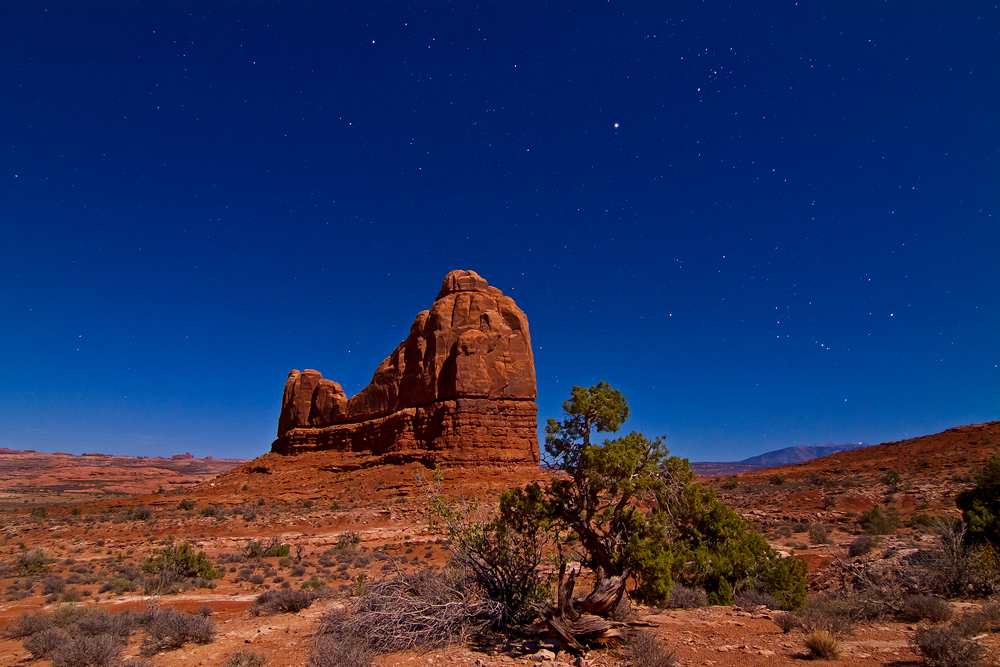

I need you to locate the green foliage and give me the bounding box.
[544,381,630,463]
[14,549,49,575]
[957,453,1000,545]
[143,543,220,580]
[538,382,807,610]
[431,485,549,626]
[242,538,290,559]
[859,506,899,535]
[177,499,196,511]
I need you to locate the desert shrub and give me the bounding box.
[734,588,778,610]
[142,543,220,594]
[0,560,8,577]
[2,612,53,638]
[242,537,290,560]
[301,576,326,591]
[225,649,268,667]
[98,577,135,595]
[248,574,265,585]
[177,499,196,511]
[14,548,49,575]
[899,595,954,624]
[121,505,154,522]
[664,583,706,609]
[881,468,902,492]
[140,607,215,655]
[796,592,863,636]
[31,506,47,518]
[49,632,124,667]
[808,525,830,545]
[912,625,986,667]
[625,630,678,667]
[60,588,84,603]
[912,513,936,528]
[309,629,375,667]
[251,588,315,615]
[23,627,71,659]
[773,612,801,633]
[952,601,1000,638]
[52,603,95,629]
[848,534,879,557]
[957,453,1000,545]
[769,474,785,486]
[217,552,246,564]
[200,506,217,517]
[430,483,549,628]
[721,476,739,490]
[314,568,501,657]
[803,629,840,660]
[44,575,67,596]
[859,506,899,535]
[240,504,259,521]
[290,564,307,577]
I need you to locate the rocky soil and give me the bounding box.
[1,421,998,666]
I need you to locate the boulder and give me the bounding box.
[271,270,539,466]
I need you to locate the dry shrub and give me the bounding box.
[848,534,878,558]
[140,607,215,655]
[251,588,315,615]
[313,568,500,661]
[911,625,986,667]
[665,583,707,609]
[773,612,802,633]
[225,649,268,667]
[23,627,71,660]
[734,589,778,610]
[309,628,375,667]
[899,595,954,624]
[626,630,677,667]
[48,632,124,667]
[2,612,53,639]
[803,629,840,660]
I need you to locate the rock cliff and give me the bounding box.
[271,270,539,467]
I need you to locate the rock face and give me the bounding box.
[271,270,539,467]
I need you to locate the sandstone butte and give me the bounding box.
[271,270,540,468]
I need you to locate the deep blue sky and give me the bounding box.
[2,2,997,462]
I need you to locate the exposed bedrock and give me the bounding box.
[271,270,539,466]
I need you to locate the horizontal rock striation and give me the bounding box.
[271,270,539,466]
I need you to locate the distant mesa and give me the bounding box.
[271,270,540,467]
[171,452,195,460]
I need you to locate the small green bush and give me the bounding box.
[242,538,290,560]
[200,506,216,517]
[14,549,49,575]
[859,506,899,535]
[177,499,196,511]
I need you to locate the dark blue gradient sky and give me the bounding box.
[2,2,997,461]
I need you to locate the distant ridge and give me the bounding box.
[739,442,870,467]
[691,442,870,476]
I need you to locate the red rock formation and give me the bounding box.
[272,270,539,467]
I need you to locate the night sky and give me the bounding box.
[2,3,997,462]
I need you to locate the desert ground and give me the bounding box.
[1,421,998,666]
